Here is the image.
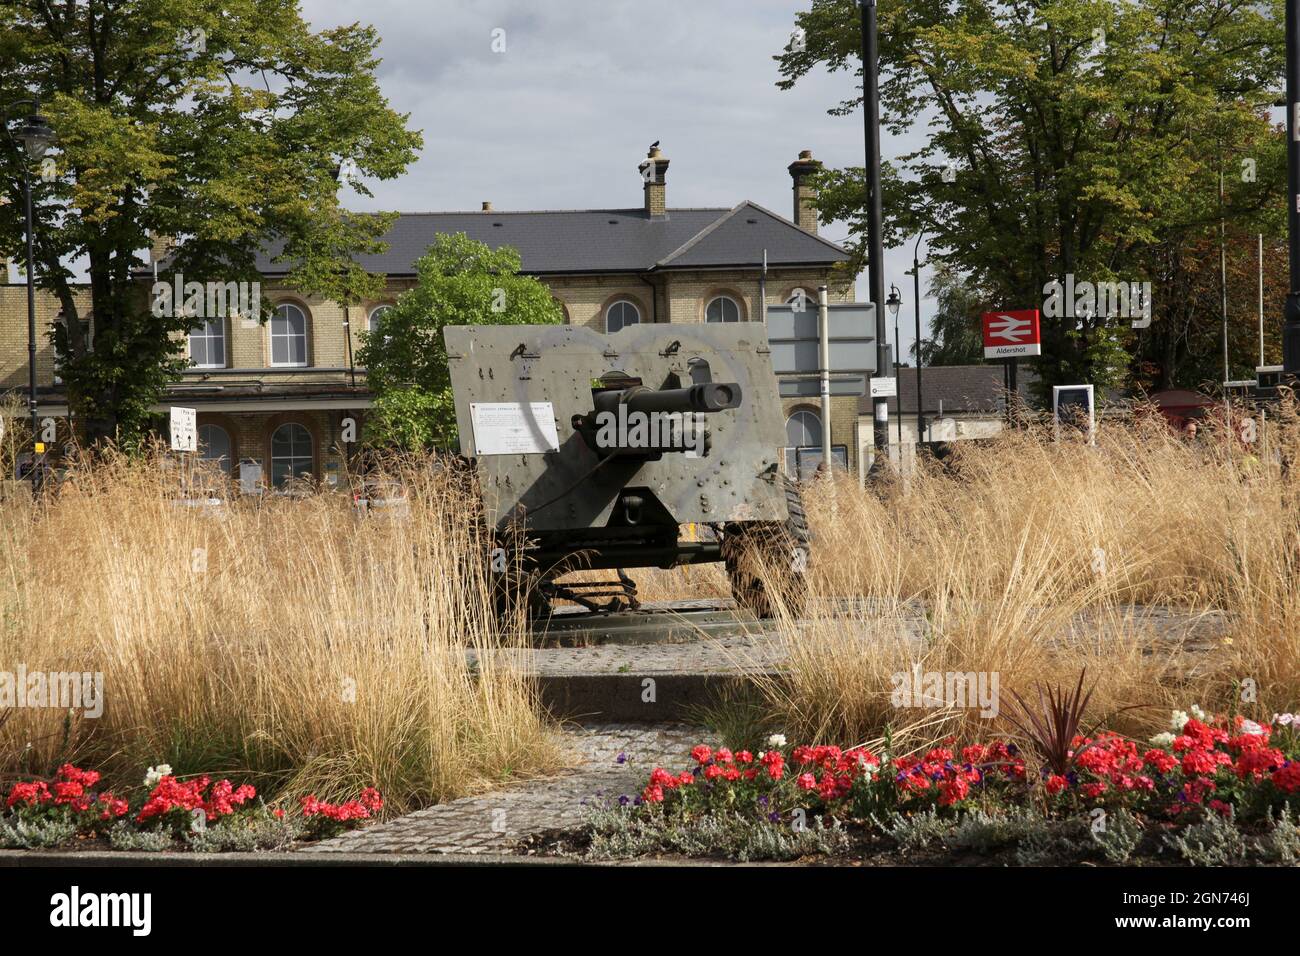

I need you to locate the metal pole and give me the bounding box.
[1221,150,1229,387]
[1284,0,1300,372]
[892,287,901,449]
[860,0,889,470]
[912,230,926,448]
[23,159,41,494]
[817,285,832,472]
[1259,232,1265,368]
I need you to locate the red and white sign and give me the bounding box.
[981,309,1041,359]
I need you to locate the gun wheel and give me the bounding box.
[721,474,811,619]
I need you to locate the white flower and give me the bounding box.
[1190,704,1208,721]
[1149,732,1176,747]
[144,764,172,788]
[766,734,787,748]
[1240,719,1266,736]
[1170,710,1190,732]
[1275,713,1296,727]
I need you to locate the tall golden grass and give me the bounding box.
[639,405,1300,752]
[6,402,1300,802]
[0,449,564,813]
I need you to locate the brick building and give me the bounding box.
[1,147,859,488]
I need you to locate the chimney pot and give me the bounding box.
[639,146,670,218]
[481,201,493,211]
[788,149,823,234]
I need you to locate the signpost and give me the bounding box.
[1053,385,1095,444]
[169,406,197,452]
[982,309,1041,420]
[766,297,878,475]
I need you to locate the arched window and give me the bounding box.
[368,304,392,334]
[606,299,640,334]
[785,409,822,477]
[270,422,313,487]
[189,316,226,368]
[786,410,822,448]
[706,295,741,323]
[270,303,309,367]
[198,424,233,475]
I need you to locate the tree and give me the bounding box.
[358,233,565,450]
[913,262,988,366]
[0,0,422,444]
[777,0,1285,397]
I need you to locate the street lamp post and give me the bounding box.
[886,285,902,448]
[907,227,929,447]
[3,101,54,491]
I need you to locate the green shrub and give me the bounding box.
[1163,811,1247,865]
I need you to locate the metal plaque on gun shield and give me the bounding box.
[470,402,560,456]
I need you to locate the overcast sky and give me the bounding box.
[301,0,936,362]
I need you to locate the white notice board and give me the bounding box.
[470,402,560,456]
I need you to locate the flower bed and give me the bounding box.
[590,712,1300,864]
[1,762,383,852]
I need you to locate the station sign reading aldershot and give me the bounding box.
[981,309,1042,359]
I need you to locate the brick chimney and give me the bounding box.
[788,149,823,234]
[639,145,670,218]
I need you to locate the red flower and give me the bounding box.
[939,777,970,806]
[641,784,664,804]
[735,751,753,765]
[1045,774,1069,795]
[690,745,712,765]
[796,772,817,791]
[1272,762,1300,794]
[1181,749,1218,776]
[1143,749,1177,774]
[714,748,734,764]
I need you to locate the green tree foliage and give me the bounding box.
[0,0,422,443]
[358,233,564,450]
[777,0,1285,397]
[914,262,988,366]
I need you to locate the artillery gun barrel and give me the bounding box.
[596,382,742,416]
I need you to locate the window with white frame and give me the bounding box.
[269,303,309,366]
[198,424,233,475]
[606,299,640,334]
[368,304,392,334]
[270,422,313,487]
[784,409,823,476]
[706,295,741,323]
[188,316,226,368]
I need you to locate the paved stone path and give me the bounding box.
[300,722,713,855]
[468,602,1231,678]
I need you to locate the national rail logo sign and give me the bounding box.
[981,309,1042,359]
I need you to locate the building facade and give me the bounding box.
[1,148,860,488]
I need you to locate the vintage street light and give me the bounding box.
[3,102,54,491]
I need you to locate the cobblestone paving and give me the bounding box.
[299,723,714,855]
[468,603,1231,677]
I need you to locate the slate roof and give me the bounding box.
[858,364,1041,416]
[250,201,849,277]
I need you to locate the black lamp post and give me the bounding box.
[906,227,929,446]
[885,284,901,446]
[4,101,54,489]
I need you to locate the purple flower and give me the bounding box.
[618,795,630,806]
[767,811,781,823]
[615,752,627,765]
